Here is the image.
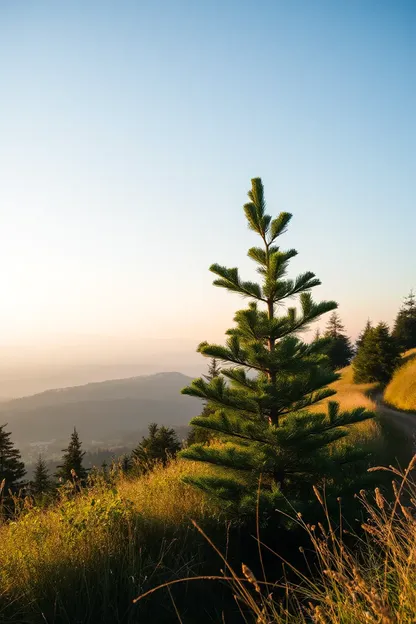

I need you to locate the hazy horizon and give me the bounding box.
[1,1,414,398]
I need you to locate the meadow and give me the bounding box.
[0,461,227,623]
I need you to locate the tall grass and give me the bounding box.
[0,460,225,623]
[137,456,416,623]
[384,349,416,412]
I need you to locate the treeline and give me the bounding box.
[313,290,416,384]
[0,422,184,514]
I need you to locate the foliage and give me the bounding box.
[392,290,416,351]
[356,318,372,350]
[31,455,52,497]
[55,427,88,484]
[0,424,25,496]
[132,423,181,472]
[384,349,416,412]
[353,322,401,384]
[323,311,354,369]
[181,178,374,516]
[187,358,221,445]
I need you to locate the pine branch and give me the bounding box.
[210,264,264,300]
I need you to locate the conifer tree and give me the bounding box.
[392,291,416,351]
[356,319,372,351]
[187,358,221,445]
[56,428,87,483]
[0,424,25,494]
[31,455,51,496]
[323,312,354,369]
[181,178,373,515]
[119,453,132,474]
[353,322,401,384]
[132,423,181,472]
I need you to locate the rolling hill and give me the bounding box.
[0,372,199,461]
[384,349,416,412]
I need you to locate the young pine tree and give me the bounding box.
[0,424,26,494]
[132,423,181,472]
[56,428,87,483]
[353,322,401,384]
[356,319,372,351]
[392,291,416,351]
[323,312,354,370]
[187,358,221,445]
[31,455,51,496]
[181,178,373,515]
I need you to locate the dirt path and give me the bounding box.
[373,392,416,443]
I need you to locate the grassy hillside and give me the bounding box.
[384,349,416,412]
[0,460,226,623]
[309,364,381,445]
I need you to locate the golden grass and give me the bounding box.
[140,456,416,624]
[0,459,223,622]
[236,456,416,623]
[309,364,381,446]
[384,348,416,412]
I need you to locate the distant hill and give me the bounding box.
[384,349,416,412]
[0,372,200,461]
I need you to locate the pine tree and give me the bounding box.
[323,312,354,370]
[0,424,25,494]
[181,178,373,515]
[119,453,132,474]
[187,358,221,445]
[313,327,321,341]
[356,319,372,351]
[31,455,51,496]
[392,291,416,351]
[204,358,221,381]
[353,322,401,384]
[132,423,181,472]
[56,428,87,483]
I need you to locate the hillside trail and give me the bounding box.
[373,391,416,448]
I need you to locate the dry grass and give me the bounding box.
[140,456,416,623]
[309,364,381,446]
[0,459,223,623]
[384,349,416,413]
[236,455,416,623]
[310,365,377,413]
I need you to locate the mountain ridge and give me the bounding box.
[0,372,199,459]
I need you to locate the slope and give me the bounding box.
[384,349,416,412]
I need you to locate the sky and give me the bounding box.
[0,1,415,394]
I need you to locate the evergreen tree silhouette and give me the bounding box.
[56,428,87,483]
[0,424,25,495]
[392,291,416,351]
[132,423,181,472]
[353,322,401,384]
[31,455,51,496]
[323,312,354,369]
[356,319,372,351]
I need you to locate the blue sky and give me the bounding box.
[0,1,415,372]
